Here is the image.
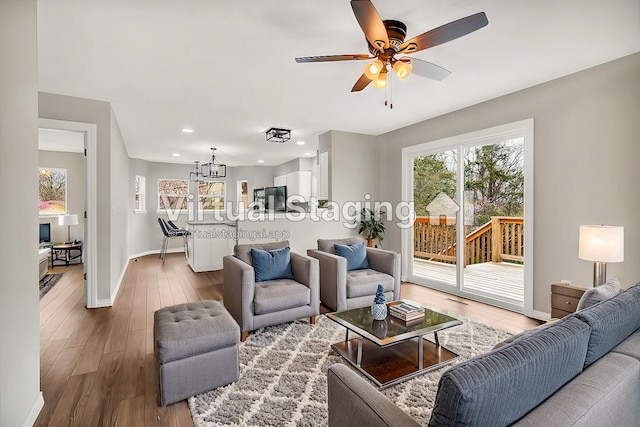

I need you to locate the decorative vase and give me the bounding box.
[371,302,387,320]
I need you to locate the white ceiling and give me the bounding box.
[37,0,640,167]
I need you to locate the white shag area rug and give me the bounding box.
[189,314,511,426]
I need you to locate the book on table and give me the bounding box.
[388,302,425,321]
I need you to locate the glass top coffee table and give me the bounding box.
[326,300,462,389]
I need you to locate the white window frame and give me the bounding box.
[157,178,189,213]
[401,118,534,317]
[134,175,146,213]
[198,180,226,211]
[39,167,67,216]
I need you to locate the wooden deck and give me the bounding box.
[413,259,524,306]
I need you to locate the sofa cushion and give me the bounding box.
[254,279,310,315]
[234,240,290,266]
[346,270,394,298]
[251,246,294,282]
[428,316,591,427]
[610,329,640,361]
[317,237,364,254]
[574,283,640,367]
[334,242,369,271]
[154,301,240,363]
[576,277,620,311]
[512,352,640,427]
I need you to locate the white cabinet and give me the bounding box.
[274,171,311,201]
[186,222,235,272]
[318,151,329,199]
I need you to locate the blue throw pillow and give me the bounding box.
[334,242,369,271]
[250,246,294,282]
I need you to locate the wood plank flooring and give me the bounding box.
[36,253,541,426]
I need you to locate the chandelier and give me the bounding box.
[189,148,226,181]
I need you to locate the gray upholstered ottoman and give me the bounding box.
[154,301,240,406]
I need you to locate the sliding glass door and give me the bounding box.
[402,120,533,314]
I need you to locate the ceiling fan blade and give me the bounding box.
[351,0,389,50]
[399,12,488,54]
[409,58,451,81]
[295,54,373,63]
[351,73,372,92]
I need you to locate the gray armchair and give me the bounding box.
[307,237,401,312]
[223,240,320,341]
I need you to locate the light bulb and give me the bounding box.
[393,59,412,81]
[363,59,383,80]
[373,71,387,88]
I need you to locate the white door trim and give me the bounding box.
[39,118,98,308]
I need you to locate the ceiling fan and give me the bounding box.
[295,0,488,92]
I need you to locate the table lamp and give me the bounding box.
[58,213,79,243]
[578,225,624,287]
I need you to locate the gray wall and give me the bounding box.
[377,52,640,314]
[0,1,42,426]
[128,158,151,255]
[39,150,85,243]
[323,130,378,205]
[226,165,275,205]
[110,107,130,294]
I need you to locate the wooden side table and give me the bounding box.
[551,283,588,318]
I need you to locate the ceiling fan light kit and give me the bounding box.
[294,0,488,103]
[265,127,291,143]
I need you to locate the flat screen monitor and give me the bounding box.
[39,223,51,243]
[265,186,287,212]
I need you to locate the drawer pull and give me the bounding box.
[566,301,571,305]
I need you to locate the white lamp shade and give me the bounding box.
[578,225,624,262]
[58,214,79,227]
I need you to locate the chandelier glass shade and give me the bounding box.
[190,148,226,182]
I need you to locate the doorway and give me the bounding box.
[402,120,534,315]
[39,119,98,308]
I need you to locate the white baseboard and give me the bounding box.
[128,248,184,259]
[530,309,551,322]
[22,392,44,427]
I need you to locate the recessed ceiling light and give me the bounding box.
[257,159,265,163]
[182,128,194,133]
[296,141,305,145]
[172,153,181,157]
[304,152,313,156]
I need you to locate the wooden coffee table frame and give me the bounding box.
[327,301,462,389]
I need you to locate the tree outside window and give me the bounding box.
[198,181,225,210]
[39,168,66,214]
[158,179,188,210]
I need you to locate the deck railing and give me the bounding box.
[414,216,524,266]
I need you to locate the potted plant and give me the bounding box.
[357,208,385,247]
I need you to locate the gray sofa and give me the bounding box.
[328,282,640,426]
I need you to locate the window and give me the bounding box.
[39,168,67,215]
[158,179,188,211]
[198,181,225,210]
[135,175,146,212]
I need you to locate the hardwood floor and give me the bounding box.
[36,253,541,426]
